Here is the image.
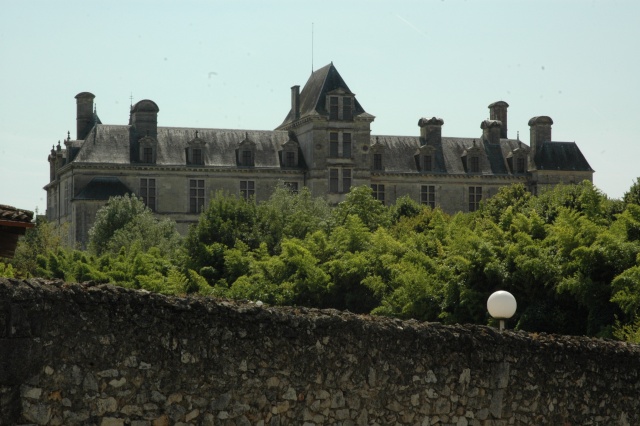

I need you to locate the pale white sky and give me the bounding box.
[1,0,639,213]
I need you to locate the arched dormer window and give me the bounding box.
[186,131,206,166]
[139,135,157,164]
[280,138,299,168]
[326,88,354,121]
[461,140,482,174]
[371,137,384,171]
[237,133,256,167]
[416,145,436,172]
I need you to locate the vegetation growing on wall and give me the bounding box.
[3,181,640,341]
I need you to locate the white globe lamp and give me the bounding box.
[487,290,517,331]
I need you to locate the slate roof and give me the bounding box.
[74,177,132,200]
[534,142,594,171]
[279,63,368,127]
[71,125,292,167]
[372,135,529,176]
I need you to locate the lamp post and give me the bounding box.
[487,291,517,331]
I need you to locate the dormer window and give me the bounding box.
[371,138,384,171]
[326,91,355,121]
[416,145,435,173]
[462,141,482,174]
[373,154,383,171]
[139,136,157,164]
[470,156,480,173]
[237,133,256,167]
[280,137,299,168]
[193,148,203,165]
[186,133,206,166]
[330,96,339,120]
[507,144,530,175]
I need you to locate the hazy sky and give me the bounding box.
[2,0,638,213]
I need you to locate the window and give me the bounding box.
[371,184,385,204]
[192,148,203,166]
[140,178,156,211]
[329,168,339,193]
[373,153,383,171]
[343,169,352,192]
[142,147,153,163]
[327,95,354,121]
[240,180,255,200]
[64,181,70,215]
[139,135,157,164]
[189,179,205,213]
[421,185,436,208]
[343,97,353,121]
[285,151,296,167]
[329,96,339,120]
[423,155,433,172]
[342,133,352,158]
[329,132,352,158]
[516,157,526,174]
[284,182,299,194]
[469,186,482,212]
[241,150,254,167]
[330,133,339,157]
[470,156,480,173]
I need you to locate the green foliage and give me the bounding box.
[13,178,640,340]
[89,194,181,256]
[334,186,391,231]
[7,217,63,277]
[0,262,15,278]
[623,177,640,206]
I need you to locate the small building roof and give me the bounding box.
[74,177,132,200]
[0,204,35,258]
[534,142,594,172]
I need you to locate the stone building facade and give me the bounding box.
[45,63,593,246]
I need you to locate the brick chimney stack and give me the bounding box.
[481,120,502,145]
[418,117,444,145]
[291,85,300,120]
[528,116,553,153]
[488,101,509,139]
[75,92,95,140]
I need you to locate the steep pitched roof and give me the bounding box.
[372,135,527,176]
[534,142,593,172]
[69,125,292,168]
[279,63,366,127]
[74,177,132,200]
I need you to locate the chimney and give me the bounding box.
[528,116,553,153]
[131,100,160,139]
[481,120,502,144]
[75,92,95,140]
[418,117,444,145]
[291,85,300,120]
[488,101,509,138]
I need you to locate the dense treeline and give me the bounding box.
[3,179,640,342]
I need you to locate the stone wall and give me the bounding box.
[1,278,638,426]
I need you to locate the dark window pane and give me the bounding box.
[329,96,339,120]
[343,97,352,121]
[343,133,351,158]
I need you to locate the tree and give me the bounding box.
[8,216,63,277]
[334,186,391,231]
[88,194,181,256]
[623,177,640,206]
